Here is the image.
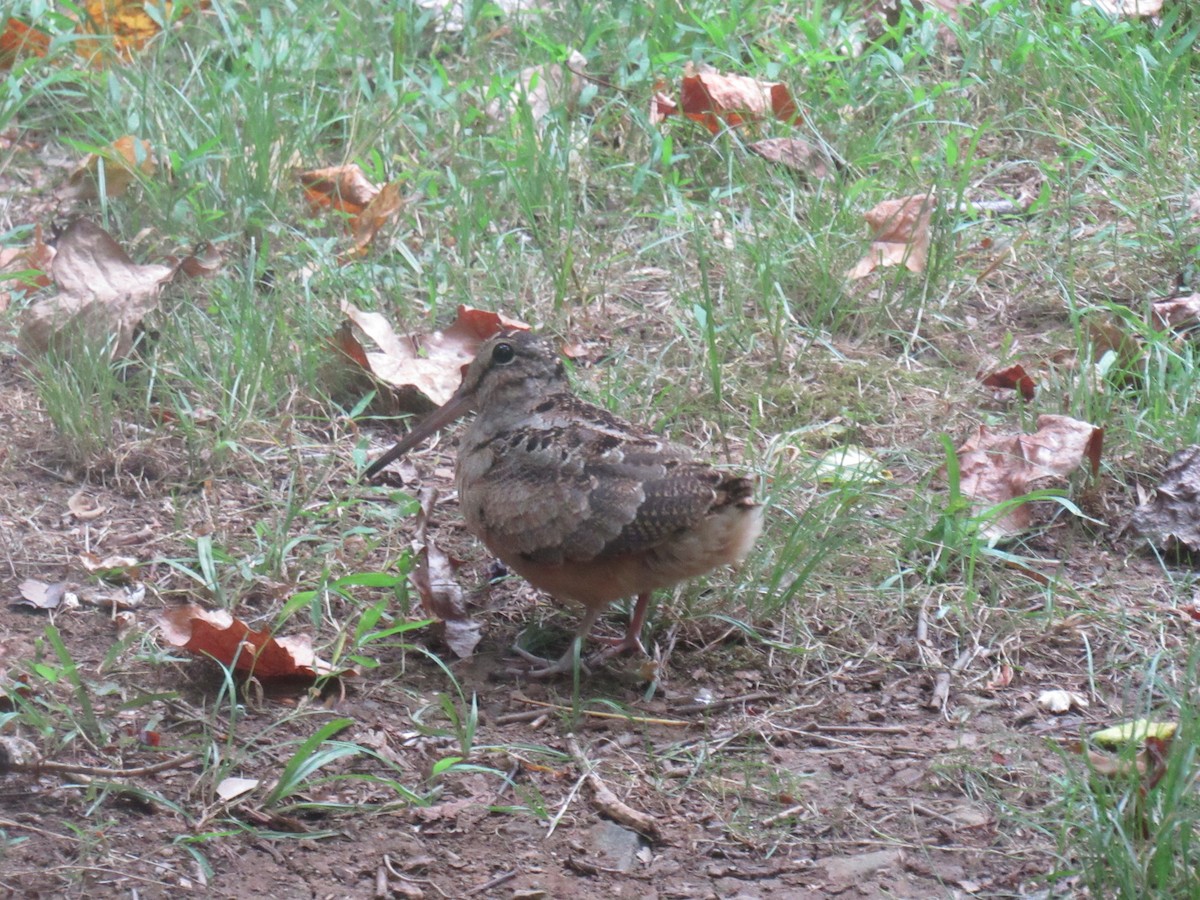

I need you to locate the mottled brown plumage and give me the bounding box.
[365,331,763,675]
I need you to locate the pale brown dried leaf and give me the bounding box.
[18,219,175,359]
[848,193,936,278]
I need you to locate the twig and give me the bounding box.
[565,734,662,842]
[672,690,776,715]
[467,870,519,895]
[513,693,690,727]
[761,802,807,827]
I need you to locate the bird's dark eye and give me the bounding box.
[492,342,516,365]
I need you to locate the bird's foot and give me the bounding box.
[584,633,648,666]
[510,641,591,678]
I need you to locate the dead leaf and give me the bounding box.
[984,664,1014,690]
[652,63,799,135]
[0,224,55,311]
[0,18,50,69]
[747,137,831,178]
[486,49,587,128]
[67,490,107,521]
[18,218,176,359]
[75,1,207,63]
[157,603,338,680]
[980,364,1036,401]
[953,415,1103,538]
[57,135,155,201]
[1150,293,1200,338]
[412,489,481,659]
[344,181,404,260]
[848,192,936,278]
[297,165,404,257]
[1131,446,1200,553]
[1079,0,1163,15]
[332,302,530,411]
[1037,689,1088,714]
[79,551,140,583]
[216,776,260,801]
[298,164,380,216]
[15,579,71,611]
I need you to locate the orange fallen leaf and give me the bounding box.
[652,63,799,135]
[298,164,380,216]
[980,363,1036,401]
[953,414,1103,538]
[157,603,338,680]
[343,181,404,261]
[848,192,937,278]
[334,302,530,411]
[0,18,50,69]
[0,224,55,311]
[75,1,207,63]
[57,135,156,201]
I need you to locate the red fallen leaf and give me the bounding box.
[952,414,1103,538]
[335,302,530,411]
[157,603,338,680]
[848,192,937,278]
[653,63,800,135]
[980,364,1036,400]
[0,18,50,69]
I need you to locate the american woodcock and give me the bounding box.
[364,331,763,676]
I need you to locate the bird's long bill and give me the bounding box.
[362,388,475,480]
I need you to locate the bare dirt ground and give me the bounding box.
[1,338,1180,900]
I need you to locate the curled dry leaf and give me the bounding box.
[848,192,936,278]
[67,490,107,521]
[953,414,1103,538]
[412,489,481,659]
[79,551,141,583]
[216,776,260,802]
[157,603,338,680]
[747,137,830,178]
[651,63,799,135]
[18,218,176,359]
[980,364,1036,401]
[1037,689,1088,714]
[332,302,530,412]
[296,164,404,257]
[57,135,155,201]
[1130,446,1200,554]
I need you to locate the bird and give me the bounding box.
[364,331,763,676]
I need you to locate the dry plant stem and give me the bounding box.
[514,693,690,727]
[466,870,519,895]
[671,689,777,715]
[762,802,808,827]
[566,734,662,841]
[930,647,977,712]
[12,754,196,778]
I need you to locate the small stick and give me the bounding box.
[672,690,776,715]
[762,802,807,827]
[566,735,662,842]
[467,870,519,895]
[513,693,690,727]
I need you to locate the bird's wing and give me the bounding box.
[467,415,720,565]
